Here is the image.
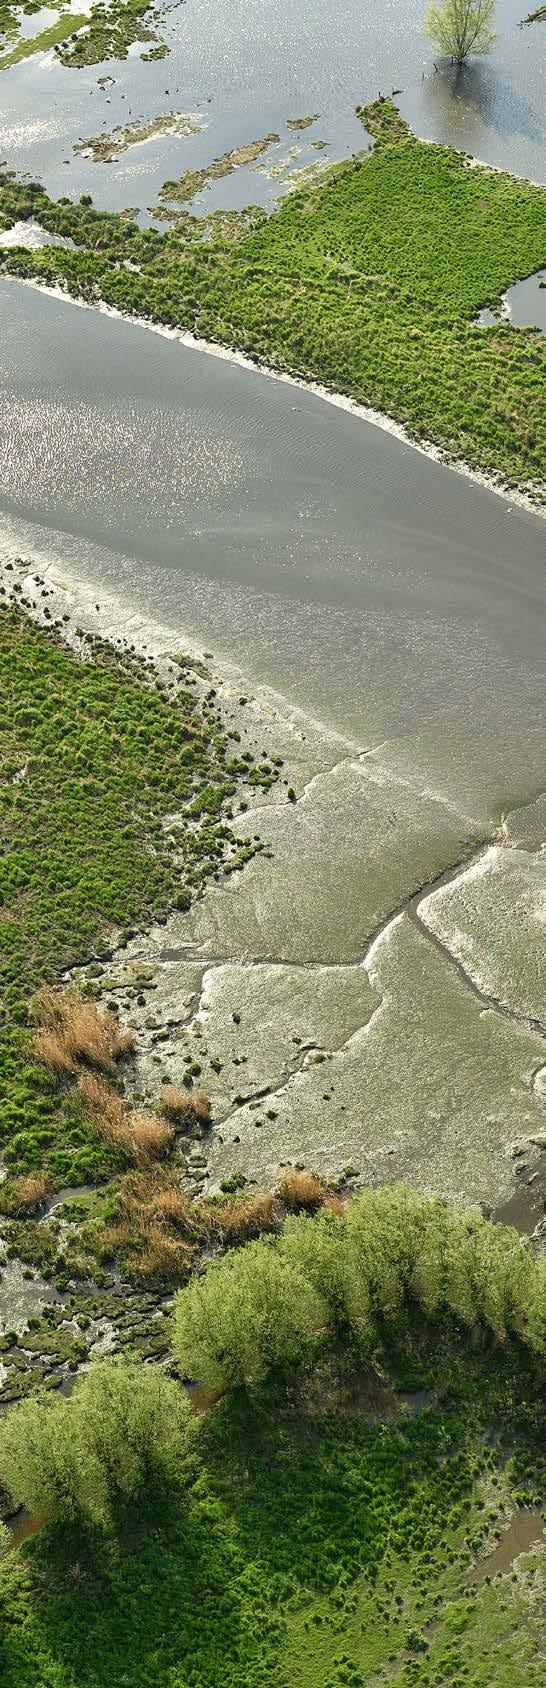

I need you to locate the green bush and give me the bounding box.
[0,1357,191,1525]
[172,1234,328,1388]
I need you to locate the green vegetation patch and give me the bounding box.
[55,0,167,67]
[0,603,266,1181]
[0,103,544,485]
[0,0,168,71]
[0,1338,544,1687]
[0,10,86,70]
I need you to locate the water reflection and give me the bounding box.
[417,59,543,153]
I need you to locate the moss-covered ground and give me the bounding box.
[0,602,271,1184]
[0,103,544,487]
[0,1335,544,1686]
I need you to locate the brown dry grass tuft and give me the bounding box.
[33,1028,77,1077]
[323,1193,346,1218]
[78,1073,172,1165]
[213,1192,279,1243]
[110,1024,136,1060]
[277,1169,327,1213]
[135,1222,192,1281]
[33,987,134,1075]
[2,1174,50,1215]
[161,1085,211,1128]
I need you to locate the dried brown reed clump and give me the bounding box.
[277,1169,327,1213]
[322,1193,346,1218]
[120,1171,188,1225]
[78,1073,172,1165]
[2,1174,50,1216]
[33,987,134,1076]
[33,1029,77,1078]
[161,1085,211,1128]
[134,1222,192,1281]
[213,1192,279,1244]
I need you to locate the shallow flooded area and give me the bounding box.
[0,0,544,231]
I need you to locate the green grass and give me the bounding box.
[0,1338,543,1686]
[0,604,267,1182]
[0,103,544,485]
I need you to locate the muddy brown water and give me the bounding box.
[470,1507,545,1585]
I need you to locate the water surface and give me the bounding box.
[0,279,544,829]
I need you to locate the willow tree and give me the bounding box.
[425,0,496,63]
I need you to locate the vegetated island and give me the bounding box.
[0,101,544,491]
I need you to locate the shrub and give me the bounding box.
[0,1391,96,1524]
[173,1190,546,1395]
[0,1358,191,1527]
[172,1236,329,1388]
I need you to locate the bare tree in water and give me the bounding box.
[425,0,496,64]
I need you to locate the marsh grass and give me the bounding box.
[0,1173,50,1216]
[77,1073,172,1165]
[161,1085,211,1129]
[34,988,133,1075]
[0,608,261,1182]
[278,1168,329,1212]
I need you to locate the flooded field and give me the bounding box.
[0,0,544,229]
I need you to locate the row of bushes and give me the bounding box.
[173,1186,546,1388]
[1,1191,543,1531]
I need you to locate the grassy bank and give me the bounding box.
[0,600,272,1187]
[0,103,545,487]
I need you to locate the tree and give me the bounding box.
[72,1357,191,1511]
[0,1391,95,1525]
[173,1236,328,1389]
[425,0,496,64]
[0,1358,191,1528]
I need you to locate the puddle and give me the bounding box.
[471,1507,545,1585]
[0,1254,61,1333]
[43,1183,97,1218]
[5,1507,48,1552]
[493,1151,546,1236]
[478,269,546,334]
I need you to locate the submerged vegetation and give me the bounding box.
[0,103,544,486]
